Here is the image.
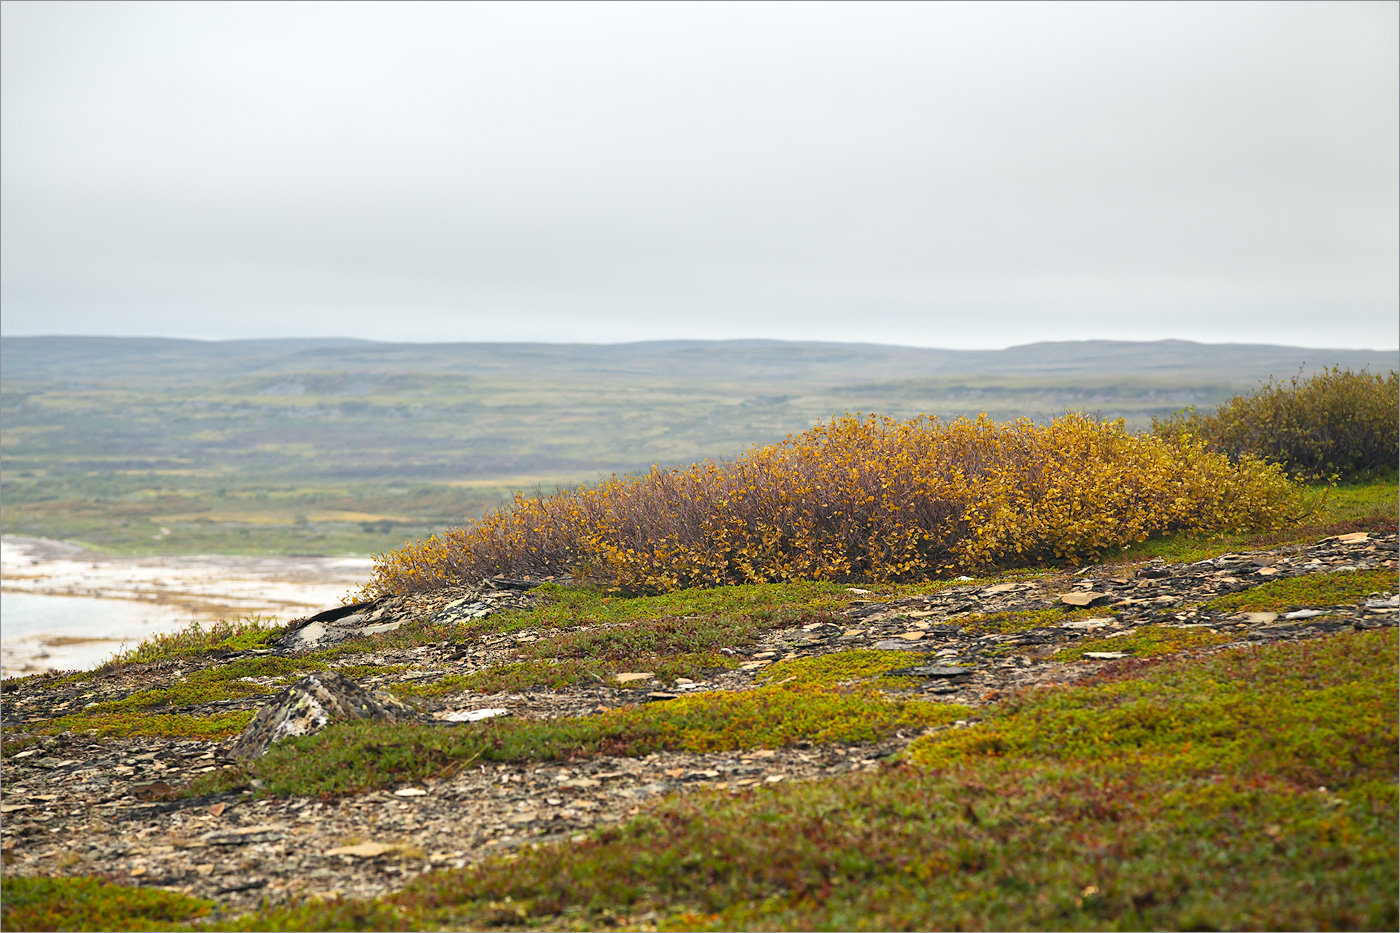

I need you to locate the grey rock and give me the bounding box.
[214,879,269,895]
[886,665,974,679]
[1283,609,1326,620]
[1060,618,1112,630]
[871,639,938,651]
[272,597,397,652]
[204,827,286,846]
[228,671,421,759]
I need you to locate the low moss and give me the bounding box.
[446,659,603,694]
[955,607,1100,635]
[329,662,409,681]
[1051,626,1237,662]
[219,629,1398,933]
[0,875,214,932]
[520,612,808,663]
[907,629,1397,780]
[757,649,927,689]
[195,685,967,798]
[0,735,44,758]
[26,657,323,738]
[95,616,288,671]
[37,709,256,740]
[1207,568,1396,613]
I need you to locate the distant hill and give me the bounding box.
[3,335,1394,386]
[1,335,1395,555]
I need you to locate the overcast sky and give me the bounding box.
[2,1,1396,350]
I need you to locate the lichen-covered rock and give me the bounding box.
[228,670,420,759]
[271,597,402,652]
[270,581,542,653]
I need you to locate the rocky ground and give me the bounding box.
[1,532,1395,918]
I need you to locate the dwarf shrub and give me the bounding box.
[367,412,1298,596]
[1153,367,1398,480]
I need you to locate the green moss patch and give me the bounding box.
[1207,568,1396,613]
[955,608,1099,634]
[521,612,802,662]
[0,875,214,931]
[1051,625,1237,661]
[30,657,320,738]
[523,581,855,627]
[218,630,1397,932]
[907,629,1397,782]
[38,709,256,740]
[757,649,926,689]
[391,651,737,699]
[194,686,967,799]
[96,617,288,671]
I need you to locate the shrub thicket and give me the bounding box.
[367,412,1297,596]
[1152,367,1398,480]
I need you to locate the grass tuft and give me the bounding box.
[95,616,288,672]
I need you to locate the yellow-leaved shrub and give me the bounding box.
[366,412,1300,596]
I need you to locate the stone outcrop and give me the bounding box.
[271,579,543,652]
[227,671,421,759]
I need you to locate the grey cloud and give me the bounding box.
[2,1,1396,348]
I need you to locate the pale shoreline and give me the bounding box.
[0,536,373,678]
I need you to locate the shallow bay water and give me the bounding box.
[0,536,372,678]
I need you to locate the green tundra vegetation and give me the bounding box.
[4,630,1395,931]
[1,347,1396,931]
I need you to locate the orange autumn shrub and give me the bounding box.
[365,412,1300,596]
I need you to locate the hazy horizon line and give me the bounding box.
[3,333,1397,354]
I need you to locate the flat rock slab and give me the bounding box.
[871,639,941,651]
[203,825,287,846]
[1060,618,1113,630]
[886,665,975,679]
[1059,592,1110,607]
[434,708,510,723]
[228,671,421,759]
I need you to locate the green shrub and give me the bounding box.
[1154,367,1399,480]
